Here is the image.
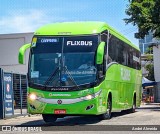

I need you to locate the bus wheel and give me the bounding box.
[130,97,136,113]
[128,96,136,113]
[99,97,112,120]
[42,114,57,124]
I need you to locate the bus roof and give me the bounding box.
[34,21,139,50]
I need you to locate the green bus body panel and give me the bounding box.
[105,64,142,111]
[34,21,139,50]
[26,21,142,115]
[28,86,108,115]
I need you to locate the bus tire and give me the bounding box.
[42,114,57,123]
[129,95,136,113]
[131,96,136,113]
[99,96,112,120]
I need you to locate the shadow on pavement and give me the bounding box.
[19,115,101,126]
[19,110,137,126]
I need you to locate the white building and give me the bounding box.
[152,45,160,102]
[0,33,33,74]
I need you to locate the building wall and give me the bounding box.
[153,46,160,82]
[0,33,33,74]
[153,45,160,102]
[154,82,160,102]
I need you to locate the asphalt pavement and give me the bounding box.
[0,103,160,134]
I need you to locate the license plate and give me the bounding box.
[54,109,66,114]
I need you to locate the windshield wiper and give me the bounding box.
[60,55,80,90]
[43,66,59,88]
[43,66,80,90]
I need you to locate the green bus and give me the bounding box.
[19,22,142,123]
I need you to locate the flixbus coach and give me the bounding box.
[18,22,142,123]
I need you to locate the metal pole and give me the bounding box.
[11,73,14,116]
[26,75,28,113]
[20,74,22,114]
[0,69,4,119]
[144,36,146,54]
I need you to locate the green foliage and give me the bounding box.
[124,0,160,39]
[145,47,153,54]
[145,64,155,81]
[144,48,154,81]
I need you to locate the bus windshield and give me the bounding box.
[29,35,98,89]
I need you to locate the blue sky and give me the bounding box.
[0,0,138,46]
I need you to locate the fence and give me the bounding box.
[0,68,27,119]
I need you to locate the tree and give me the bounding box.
[145,47,153,54]
[145,63,155,81]
[124,0,160,39]
[142,45,154,81]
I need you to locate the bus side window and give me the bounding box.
[108,36,117,63]
[121,42,129,66]
[136,51,140,70]
[108,38,113,63]
[100,32,107,74]
[133,52,136,69]
[122,47,128,66]
[137,52,141,70]
[108,39,112,63]
[128,48,133,68]
[117,41,124,64]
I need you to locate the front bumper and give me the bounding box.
[28,97,104,115]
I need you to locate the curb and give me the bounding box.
[142,103,160,105]
[2,113,29,120]
[1,114,41,120]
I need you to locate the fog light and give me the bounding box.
[29,94,37,100]
[30,104,36,109]
[86,104,94,110]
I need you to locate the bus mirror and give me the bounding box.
[18,43,31,64]
[96,42,105,64]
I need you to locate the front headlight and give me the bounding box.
[81,89,102,100]
[29,93,37,100]
[85,95,94,100]
[84,94,94,100]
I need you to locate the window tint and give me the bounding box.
[108,35,141,70]
[100,32,108,74]
[108,36,118,63]
[128,48,133,68]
